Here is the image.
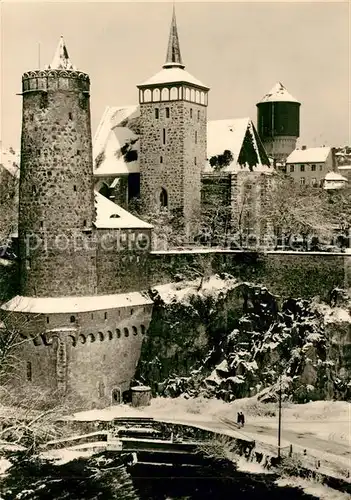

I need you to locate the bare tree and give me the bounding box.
[261,173,333,250]
[0,164,19,251]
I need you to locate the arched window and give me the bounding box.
[88,333,95,342]
[70,315,75,323]
[26,361,32,382]
[144,89,151,102]
[195,90,200,103]
[140,325,146,335]
[200,92,205,105]
[79,334,86,344]
[160,188,168,208]
[190,89,195,102]
[170,87,178,100]
[108,330,113,340]
[124,327,129,337]
[98,332,104,341]
[116,328,121,338]
[153,88,160,101]
[185,88,190,100]
[132,326,138,336]
[161,88,169,101]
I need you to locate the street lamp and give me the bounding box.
[277,374,282,460]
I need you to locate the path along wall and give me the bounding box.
[149,250,348,300]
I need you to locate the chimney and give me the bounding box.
[302,145,307,150]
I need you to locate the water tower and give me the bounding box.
[256,82,300,163]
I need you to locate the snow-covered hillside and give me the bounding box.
[135,276,351,402]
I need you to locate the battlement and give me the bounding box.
[22,69,90,94]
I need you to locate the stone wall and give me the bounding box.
[95,228,151,295]
[139,100,206,226]
[149,250,347,300]
[3,303,153,407]
[19,70,96,297]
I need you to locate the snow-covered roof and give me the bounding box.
[94,191,152,229]
[205,118,271,173]
[323,171,348,190]
[93,111,270,176]
[258,82,300,104]
[286,147,331,164]
[0,147,20,177]
[1,291,153,314]
[338,164,351,170]
[324,172,347,182]
[93,106,140,176]
[47,36,77,71]
[138,67,209,89]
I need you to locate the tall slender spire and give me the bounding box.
[47,36,76,70]
[163,6,185,69]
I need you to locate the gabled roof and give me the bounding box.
[93,105,140,176]
[93,109,271,176]
[205,118,271,173]
[286,147,331,164]
[0,147,20,177]
[324,172,347,182]
[324,171,348,190]
[258,82,300,104]
[95,191,152,229]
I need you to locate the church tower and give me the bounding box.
[19,37,96,297]
[137,8,209,234]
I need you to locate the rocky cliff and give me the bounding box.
[135,276,351,402]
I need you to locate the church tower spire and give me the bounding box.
[163,6,184,69]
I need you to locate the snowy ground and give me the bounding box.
[68,396,350,477]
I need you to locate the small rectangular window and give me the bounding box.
[162,128,166,145]
[190,108,193,118]
[26,361,32,382]
[40,221,44,228]
[320,165,323,171]
[73,185,77,192]
[300,164,305,172]
[194,157,197,165]
[311,164,316,171]
[104,312,107,320]
[290,165,294,173]
[300,177,306,185]
[68,112,73,120]
[312,178,318,186]
[197,110,200,121]
[195,131,198,144]
[166,107,170,118]
[160,156,163,164]
[46,316,49,324]
[155,108,159,119]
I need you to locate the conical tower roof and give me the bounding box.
[47,36,77,70]
[258,82,300,104]
[163,6,184,69]
[138,7,209,90]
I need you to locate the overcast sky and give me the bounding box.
[1,1,349,149]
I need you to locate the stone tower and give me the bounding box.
[19,37,97,297]
[137,7,209,234]
[256,82,300,163]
